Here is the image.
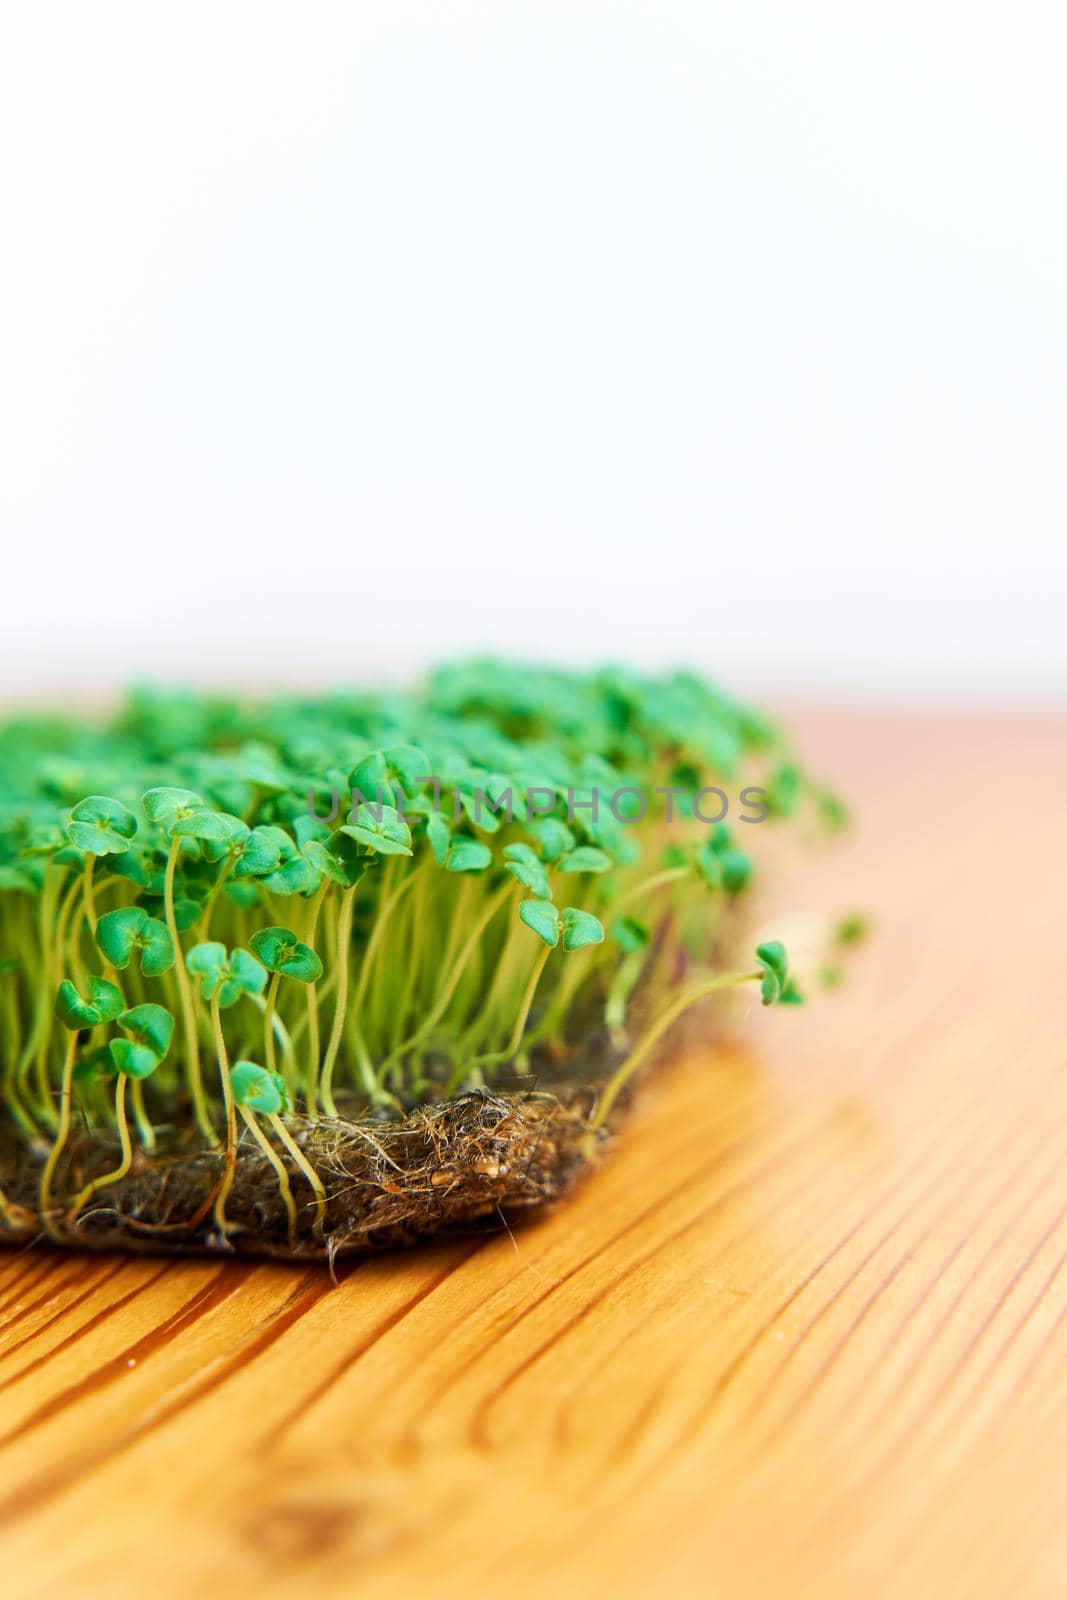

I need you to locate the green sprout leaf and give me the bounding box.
[116,1002,175,1059]
[426,812,452,864]
[186,942,267,1008]
[384,745,430,793]
[527,818,574,862]
[249,926,323,983]
[351,745,429,805]
[444,837,492,874]
[230,1059,289,1115]
[262,854,321,897]
[20,823,67,857]
[561,907,604,952]
[349,750,388,801]
[55,975,125,1030]
[232,824,284,880]
[695,838,721,890]
[66,795,138,857]
[172,808,248,848]
[719,849,753,894]
[108,849,153,888]
[558,845,612,874]
[503,843,551,899]
[108,1001,175,1078]
[755,940,803,1006]
[169,896,203,931]
[95,905,175,976]
[519,899,561,947]
[610,915,649,953]
[141,787,207,833]
[302,829,367,888]
[73,1043,119,1085]
[109,1039,162,1078]
[755,940,787,1004]
[340,803,412,856]
[184,941,225,988]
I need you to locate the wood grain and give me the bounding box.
[1,709,1065,1600]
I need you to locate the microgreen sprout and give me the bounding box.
[0,660,852,1255]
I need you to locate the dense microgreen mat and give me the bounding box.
[0,661,853,1258]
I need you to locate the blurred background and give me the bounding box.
[1,2,1063,708]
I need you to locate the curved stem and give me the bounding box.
[302,879,329,1114]
[267,1112,327,1236]
[70,1074,133,1216]
[198,855,234,939]
[319,882,357,1117]
[289,960,339,1049]
[21,865,72,1128]
[165,835,215,1144]
[382,879,513,1075]
[456,890,524,1053]
[585,967,761,1143]
[38,1032,78,1226]
[240,1105,296,1244]
[391,862,432,1047]
[605,947,648,1037]
[52,866,82,951]
[130,1077,157,1150]
[0,974,37,1140]
[263,971,281,1080]
[12,868,59,1096]
[350,862,423,1036]
[81,854,99,937]
[524,942,597,1050]
[460,942,553,1086]
[611,865,689,916]
[210,995,237,1235]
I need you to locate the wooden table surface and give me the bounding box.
[2,709,1065,1600]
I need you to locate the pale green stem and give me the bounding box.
[210,995,237,1235]
[38,1032,77,1225]
[319,882,358,1117]
[267,1112,327,1236]
[130,1077,157,1150]
[263,971,281,1079]
[240,1104,296,1243]
[70,1073,133,1216]
[350,862,423,1043]
[457,893,524,1052]
[584,967,761,1144]
[605,946,648,1036]
[458,942,554,1087]
[198,855,234,938]
[382,879,513,1075]
[81,854,99,936]
[21,867,74,1127]
[302,879,329,1114]
[611,865,690,916]
[165,835,216,1145]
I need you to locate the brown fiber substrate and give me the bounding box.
[0,1078,616,1263]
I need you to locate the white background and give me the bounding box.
[1,3,1064,707]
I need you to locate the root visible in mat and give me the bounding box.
[0,1077,622,1262]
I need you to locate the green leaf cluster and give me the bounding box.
[0,661,843,1158]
